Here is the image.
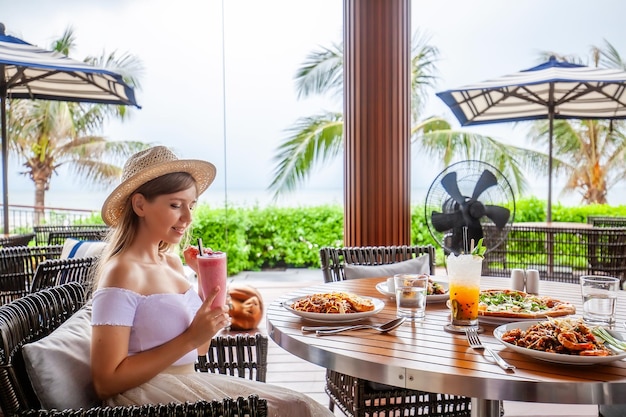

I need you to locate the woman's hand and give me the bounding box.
[187,286,230,346]
[183,246,201,274]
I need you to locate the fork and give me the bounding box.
[465,327,516,371]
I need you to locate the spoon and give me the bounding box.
[304,317,406,336]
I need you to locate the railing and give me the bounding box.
[0,204,99,234]
[482,222,626,285]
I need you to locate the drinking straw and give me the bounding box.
[462,227,469,253]
[198,238,204,255]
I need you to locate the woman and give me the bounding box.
[91,146,333,417]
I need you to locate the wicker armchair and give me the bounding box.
[33,225,109,246]
[0,245,63,304]
[0,233,35,247]
[18,396,267,417]
[587,216,626,227]
[318,245,471,417]
[30,256,99,294]
[197,334,268,382]
[0,282,269,417]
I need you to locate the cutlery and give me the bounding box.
[466,327,516,371]
[302,317,406,336]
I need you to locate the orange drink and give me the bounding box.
[448,281,480,321]
[446,253,482,329]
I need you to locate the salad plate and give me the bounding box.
[376,277,449,303]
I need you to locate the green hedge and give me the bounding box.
[186,197,626,276]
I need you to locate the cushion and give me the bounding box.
[61,238,107,259]
[343,255,430,280]
[23,305,99,410]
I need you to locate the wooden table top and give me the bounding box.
[266,276,626,409]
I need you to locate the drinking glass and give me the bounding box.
[446,253,482,332]
[197,251,228,309]
[580,275,619,326]
[394,274,429,321]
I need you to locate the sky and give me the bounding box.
[3,0,626,208]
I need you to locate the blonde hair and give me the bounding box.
[93,172,198,290]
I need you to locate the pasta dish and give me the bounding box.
[290,292,375,314]
[501,318,612,356]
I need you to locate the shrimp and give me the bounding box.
[557,332,596,351]
[579,349,611,357]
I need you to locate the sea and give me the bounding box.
[9,184,626,212]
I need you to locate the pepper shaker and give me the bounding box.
[511,269,526,291]
[525,269,540,294]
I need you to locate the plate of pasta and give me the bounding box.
[283,292,385,322]
[493,318,626,365]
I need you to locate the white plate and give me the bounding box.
[493,321,626,365]
[283,295,385,322]
[375,279,449,303]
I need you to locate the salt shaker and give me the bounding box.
[525,269,540,294]
[511,269,526,291]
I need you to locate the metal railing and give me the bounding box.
[1,204,100,234]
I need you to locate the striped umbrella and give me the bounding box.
[0,23,140,233]
[436,56,626,221]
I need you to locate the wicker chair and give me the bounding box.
[0,245,63,304]
[587,216,626,227]
[318,245,471,417]
[19,397,267,417]
[0,282,269,417]
[0,233,35,247]
[30,256,99,293]
[33,225,109,246]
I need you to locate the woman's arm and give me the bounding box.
[91,287,229,399]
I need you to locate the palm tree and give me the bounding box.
[269,30,545,200]
[531,42,626,205]
[6,27,149,223]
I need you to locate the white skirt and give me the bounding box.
[106,365,333,417]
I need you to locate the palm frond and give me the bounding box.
[294,43,343,101]
[268,112,343,198]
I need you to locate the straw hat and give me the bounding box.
[101,146,216,226]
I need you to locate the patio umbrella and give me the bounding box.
[0,23,140,233]
[436,55,626,221]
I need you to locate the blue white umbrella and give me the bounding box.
[436,56,626,221]
[0,23,140,233]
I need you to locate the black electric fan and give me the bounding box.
[424,160,515,255]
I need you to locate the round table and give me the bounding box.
[266,276,626,417]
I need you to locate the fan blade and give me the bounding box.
[471,170,498,200]
[484,205,511,229]
[431,211,465,232]
[441,172,466,205]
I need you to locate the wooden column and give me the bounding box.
[343,0,411,246]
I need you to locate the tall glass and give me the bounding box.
[197,251,228,309]
[446,253,483,332]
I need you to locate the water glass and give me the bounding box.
[580,275,619,326]
[394,274,429,321]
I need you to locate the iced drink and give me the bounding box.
[197,252,227,309]
[447,253,483,327]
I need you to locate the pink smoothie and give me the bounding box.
[196,252,227,309]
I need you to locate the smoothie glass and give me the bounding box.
[446,253,483,332]
[197,251,228,309]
